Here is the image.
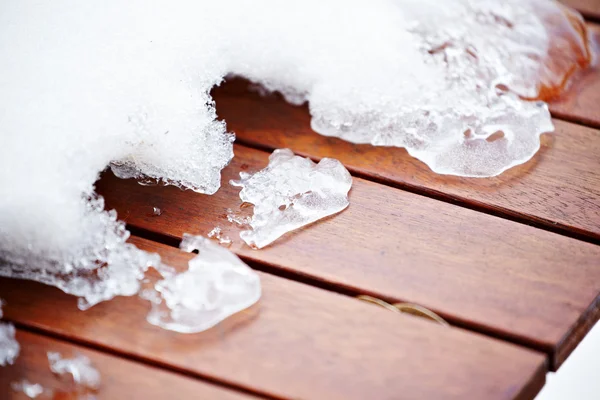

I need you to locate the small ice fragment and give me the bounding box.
[145,234,261,333]
[207,227,233,247]
[47,352,101,390]
[153,207,162,216]
[11,380,50,399]
[231,149,352,249]
[226,209,252,227]
[0,300,20,366]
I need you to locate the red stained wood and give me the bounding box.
[549,23,600,128]
[562,0,600,20]
[0,237,548,400]
[94,145,600,370]
[211,77,600,243]
[0,329,252,400]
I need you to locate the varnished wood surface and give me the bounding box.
[95,145,600,370]
[0,329,252,400]
[0,237,548,400]
[562,0,600,20]
[549,23,600,128]
[212,78,600,243]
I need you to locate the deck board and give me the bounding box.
[1,329,252,399]
[94,145,600,370]
[212,78,600,243]
[0,237,547,400]
[561,0,600,20]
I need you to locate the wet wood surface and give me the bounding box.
[94,144,600,371]
[1,329,253,400]
[0,237,548,400]
[2,10,599,400]
[212,78,600,243]
[562,0,600,20]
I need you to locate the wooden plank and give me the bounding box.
[0,329,251,400]
[212,79,600,243]
[0,237,547,400]
[94,144,600,370]
[99,146,600,369]
[549,23,600,128]
[561,0,600,20]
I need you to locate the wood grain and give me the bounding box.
[0,329,251,400]
[94,145,600,370]
[0,237,547,400]
[212,78,600,243]
[549,23,600,128]
[562,0,600,20]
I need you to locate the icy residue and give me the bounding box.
[208,227,233,247]
[11,380,50,399]
[0,300,20,366]
[231,149,352,249]
[0,1,591,309]
[48,352,101,392]
[144,234,260,333]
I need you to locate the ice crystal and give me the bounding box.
[231,149,352,249]
[145,235,260,333]
[48,352,101,391]
[0,300,20,366]
[207,227,233,247]
[0,0,591,310]
[11,380,50,399]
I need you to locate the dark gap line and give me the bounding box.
[127,223,555,370]
[12,322,282,400]
[233,137,600,247]
[551,112,600,131]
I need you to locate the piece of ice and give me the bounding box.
[0,300,20,367]
[11,380,51,399]
[231,149,352,249]
[226,209,252,227]
[207,227,233,247]
[47,352,101,391]
[0,1,592,309]
[153,207,162,216]
[145,234,260,333]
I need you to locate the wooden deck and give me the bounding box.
[1,4,599,399]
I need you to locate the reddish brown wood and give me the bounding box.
[212,78,600,243]
[0,329,251,400]
[549,23,600,128]
[94,145,600,370]
[562,0,600,20]
[0,237,547,400]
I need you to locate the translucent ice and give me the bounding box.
[0,300,20,367]
[207,227,233,247]
[11,380,49,399]
[0,1,592,307]
[48,352,101,391]
[145,235,260,333]
[231,149,352,249]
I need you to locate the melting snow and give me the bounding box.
[231,149,352,249]
[144,234,260,333]
[0,300,20,366]
[0,0,591,316]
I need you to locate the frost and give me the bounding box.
[144,235,260,333]
[11,380,50,399]
[48,352,101,391]
[0,300,20,366]
[0,1,591,308]
[231,149,352,249]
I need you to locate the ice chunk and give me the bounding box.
[231,149,352,249]
[144,235,260,333]
[0,300,20,366]
[11,380,51,399]
[48,352,101,391]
